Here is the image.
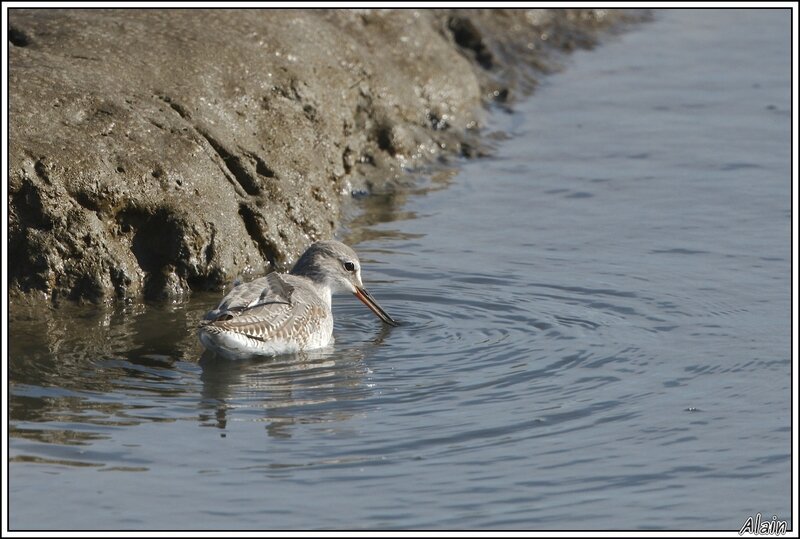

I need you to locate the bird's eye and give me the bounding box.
[343,261,355,272]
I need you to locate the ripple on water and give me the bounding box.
[321,261,671,460]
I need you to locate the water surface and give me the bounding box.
[9,9,792,530]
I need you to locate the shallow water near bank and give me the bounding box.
[9,9,792,530]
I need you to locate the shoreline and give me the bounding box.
[8,8,650,306]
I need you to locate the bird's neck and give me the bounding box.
[318,285,333,309]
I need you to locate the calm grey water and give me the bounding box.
[9,9,792,531]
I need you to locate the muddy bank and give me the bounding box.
[8,9,647,305]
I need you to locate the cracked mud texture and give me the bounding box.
[9,9,646,305]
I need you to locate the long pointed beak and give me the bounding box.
[354,286,400,327]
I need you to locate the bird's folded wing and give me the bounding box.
[204,272,295,321]
[201,278,328,345]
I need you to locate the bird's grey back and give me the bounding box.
[203,272,295,321]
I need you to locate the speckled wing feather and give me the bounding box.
[200,273,330,349]
[203,272,294,321]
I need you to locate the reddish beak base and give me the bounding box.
[354,287,400,327]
